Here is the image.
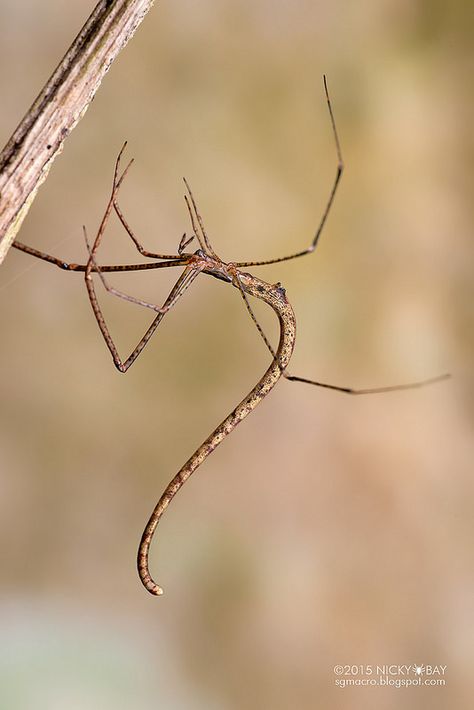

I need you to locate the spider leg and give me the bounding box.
[233,272,450,395]
[232,271,277,360]
[234,76,343,268]
[11,239,186,273]
[113,198,186,260]
[84,146,203,371]
[284,372,451,394]
[83,225,178,313]
[178,232,195,254]
[109,142,186,260]
[183,178,218,258]
[86,254,202,372]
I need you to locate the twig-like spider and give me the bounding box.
[12,78,447,595]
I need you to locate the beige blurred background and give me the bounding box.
[0,1,472,708]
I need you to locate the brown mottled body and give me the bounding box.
[138,271,296,595]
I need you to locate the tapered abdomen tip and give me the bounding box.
[138,559,164,596]
[139,574,163,596]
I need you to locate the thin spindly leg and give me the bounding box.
[13,143,187,272]
[84,153,202,371]
[178,232,195,254]
[83,226,185,314]
[112,142,191,259]
[235,76,343,268]
[87,260,202,372]
[115,173,208,258]
[232,271,277,359]
[234,272,450,394]
[284,372,450,394]
[183,178,218,258]
[11,241,88,271]
[12,239,187,273]
[113,197,191,259]
[94,142,186,262]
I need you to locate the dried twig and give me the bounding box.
[0,0,156,265]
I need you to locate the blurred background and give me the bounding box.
[0,1,472,708]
